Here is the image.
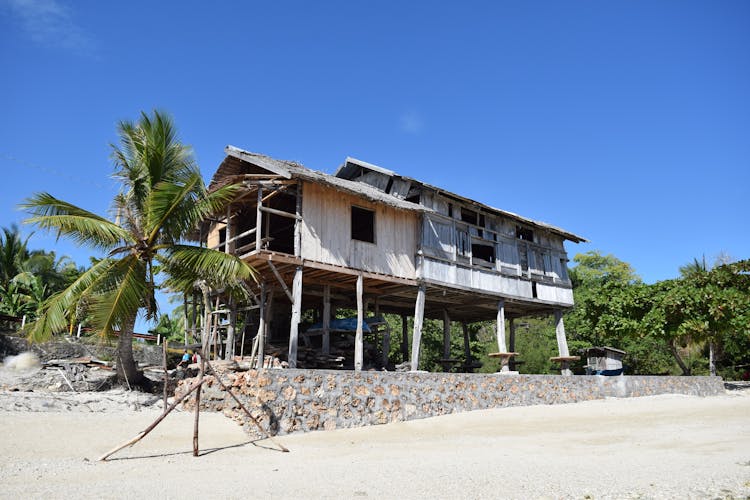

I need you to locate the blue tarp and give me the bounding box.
[307,317,371,333]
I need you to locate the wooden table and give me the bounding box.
[549,356,580,376]
[488,352,519,373]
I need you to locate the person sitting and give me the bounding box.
[177,350,191,368]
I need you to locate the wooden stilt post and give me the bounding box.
[376,299,389,368]
[288,266,303,368]
[410,284,426,371]
[462,322,472,372]
[509,318,516,370]
[441,309,451,372]
[225,299,237,360]
[553,309,576,376]
[496,300,508,351]
[262,291,274,368]
[255,185,263,251]
[554,310,570,357]
[322,285,331,355]
[401,314,409,363]
[255,283,267,370]
[496,299,509,372]
[355,274,364,371]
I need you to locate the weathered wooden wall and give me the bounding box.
[300,182,418,278]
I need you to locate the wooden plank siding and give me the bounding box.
[300,182,419,278]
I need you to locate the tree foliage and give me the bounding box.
[20,110,255,388]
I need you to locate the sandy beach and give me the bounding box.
[0,389,748,499]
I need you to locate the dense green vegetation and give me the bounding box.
[375,251,749,379]
[0,225,84,321]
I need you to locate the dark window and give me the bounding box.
[472,243,495,264]
[448,203,453,218]
[351,206,375,243]
[218,227,227,252]
[461,208,478,225]
[516,226,534,241]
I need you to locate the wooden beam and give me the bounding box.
[255,185,263,252]
[259,205,301,220]
[462,322,471,367]
[294,182,302,257]
[355,274,364,371]
[410,284,426,371]
[267,261,294,302]
[401,314,409,362]
[287,266,303,368]
[322,285,331,355]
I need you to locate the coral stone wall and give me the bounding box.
[178,369,724,438]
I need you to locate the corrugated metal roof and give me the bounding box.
[209,146,430,213]
[209,146,586,243]
[337,158,588,243]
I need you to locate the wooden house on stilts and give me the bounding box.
[202,146,587,374]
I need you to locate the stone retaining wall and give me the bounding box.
[179,368,724,437]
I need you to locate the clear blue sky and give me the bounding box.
[2,1,748,292]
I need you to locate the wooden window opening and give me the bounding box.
[351,206,375,243]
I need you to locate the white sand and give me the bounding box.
[0,390,748,499]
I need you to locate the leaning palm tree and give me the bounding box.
[21,110,254,389]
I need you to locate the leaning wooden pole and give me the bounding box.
[193,357,204,457]
[204,360,289,453]
[98,378,204,461]
[162,340,169,414]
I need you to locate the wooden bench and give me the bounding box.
[439,358,461,372]
[488,352,519,373]
[550,356,580,376]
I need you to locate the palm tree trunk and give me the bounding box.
[116,314,148,390]
[669,339,691,376]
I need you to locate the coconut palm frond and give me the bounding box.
[144,174,202,244]
[189,183,245,222]
[87,255,148,338]
[159,244,256,294]
[21,193,132,251]
[22,257,122,342]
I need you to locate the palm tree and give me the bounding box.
[0,225,30,288]
[21,110,254,389]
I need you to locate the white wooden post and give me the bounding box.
[410,284,426,371]
[554,309,572,376]
[322,285,331,355]
[496,299,508,353]
[21,315,26,329]
[509,317,516,371]
[263,291,274,368]
[77,323,82,338]
[554,310,570,357]
[288,266,303,368]
[355,274,364,371]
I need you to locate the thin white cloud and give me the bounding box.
[4,0,95,55]
[399,111,424,135]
